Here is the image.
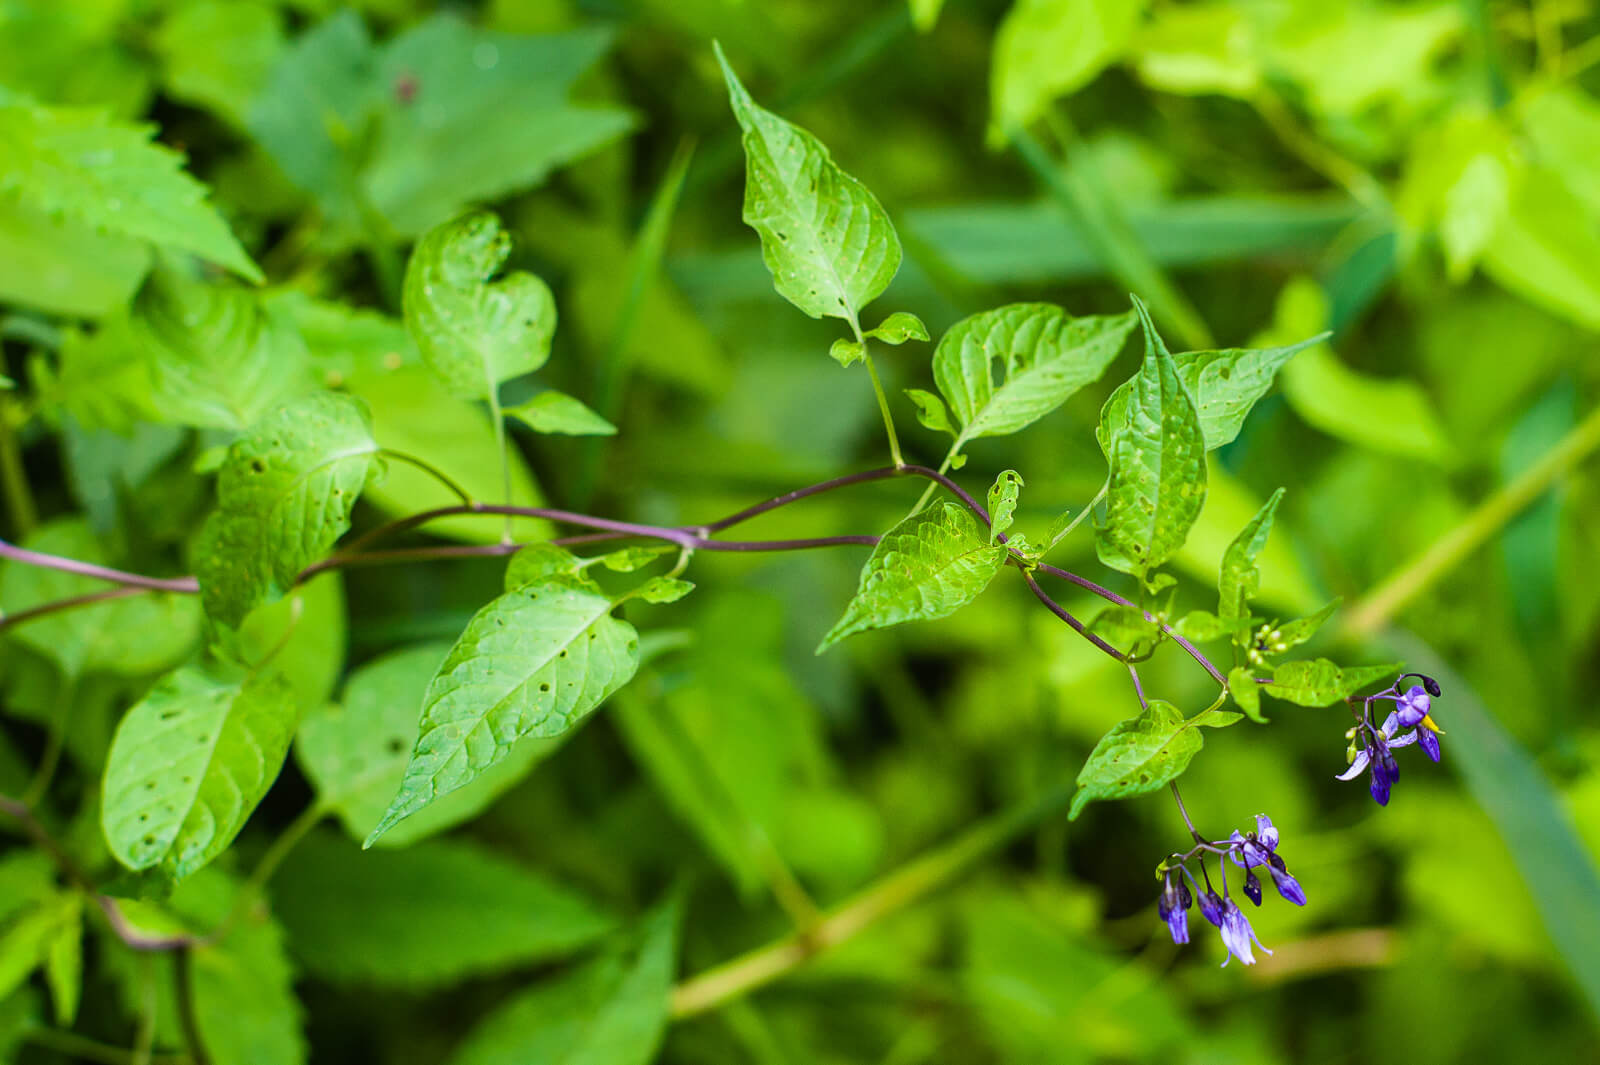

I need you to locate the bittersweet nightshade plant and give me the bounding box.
[17,11,1594,1063]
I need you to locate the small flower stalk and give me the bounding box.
[1155,802,1303,966]
[1337,673,1446,805]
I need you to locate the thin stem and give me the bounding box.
[175,948,210,1065]
[1342,401,1600,639]
[1128,662,1147,708]
[669,776,1074,1018]
[0,538,198,592]
[487,387,513,543]
[209,801,329,943]
[22,674,75,806]
[0,585,150,633]
[379,449,474,505]
[132,955,158,1065]
[1034,563,1227,687]
[1019,570,1125,662]
[1045,480,1107,554]
[0,396,37,539]
[862,351,905,469]
[1169,781,1203,844]
[702,466,910,532]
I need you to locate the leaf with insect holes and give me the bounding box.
[715,42,901,324]
[365,576,640,846]
[505,391,616,436]
[632,577,694,604]
[866,312,929,345]
[1265,659,1401,707]
[818,502,1006,652]
[101,666,298,882]
[1069,700,1241,819]
[987,470,1023,543]
[1218,488,1284,628]
[1095,298,1206,577]
[1169,338,1324,450]
[193,392,382,629]
[934,303,1135,447]
[402,210,557,401]
[0,96,260,280]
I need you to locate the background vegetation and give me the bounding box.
[2,0,1599,1063]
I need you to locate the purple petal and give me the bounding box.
[1270,867,1307,906]
[1254,814,1279,850]
[1419,727,1441,763]
[1370,770,1391,806]
[1336,749,1371,781]
[1198,890,1225,928]
[1395,686,1430,728]
[1165,905,1189,945]
[1380,711,1401,737]
[1387,729,1419,749]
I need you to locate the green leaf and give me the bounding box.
[1168,337,1323,450]
[1069,700,1238,819]
[933,303,1136,445]
[1169,609,1250,643]
[153,1,285,128]
[43,894,81,1025]
[402,210,557,401]
[231,576,347,715]
[986,470,1023,543]
[990,0,1143,142]
[296,643,559,849]
[904,388,955,436]
[828,338,866,367]
[131,267,310,431]
[0,96,260,280]
[0,198,148,317]
[0,893,78,1002]
[101,665,299,882]
[0,518,201,679]
[714,41,901,323]
[865,311,929,345]
[366,578,641,845]
[1482,167,1600,332]
[505,543,587,588]
[596,545,676,574]
[1264,659,1401,707]
[1217,487,1283,626]
[505,391,617,436]
[631,577,694,604]
[910,0,945,33]
[818,502,1007,652]
[193,392,381,628]
[1265,598,1341,654]
[187,872,305,1065]
[449,897,680,1065]
[1094,298,1207,577]
[1228,665,1265,723]
[272,832,613,988]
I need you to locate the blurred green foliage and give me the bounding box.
[2,1,1600,1064]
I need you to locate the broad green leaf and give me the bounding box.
[506,391,617,436]
[0,518,201,679]
[1228,665,1265,723]
[1270,279,1452,462]
[0,893,78,1002]
[1397,109,1518,280]
[987,470,1023,543]
[367,577,640,845]
[0,96,260,280]
[194,392,381,628]
[505,543,587,588]
[828,338,866,367]
[403,210,557,400]
[1173,338,1323,449]
[933,303,1136,445]
[1069,700,1240,819]
[351,364,551,544]
[0,198,148,317]
[231,576,346,715]
[153,1,285,128]
[1482,167,1600,331]
[272,832,613,987]
[865,311,929,345]
[1217,488,1283,625]
[131,267,310,431]
[296,643,558,849]
[101,665,299,881]
[904,388,954,436]
[1264,659,1400,706]
[43,894,81,1025]
[1169,609,1250,643]
[1264,2,1461,116]
[818,502,1007,652]
[1522,87,1600,218]
[990,0,1144,141]
[1133,2,1261,96]
[450,897,680,1065]
[1095,299,1207,577]
[715,42,901,323]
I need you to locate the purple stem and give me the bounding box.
[1019,570,1124,661]
[1034,562,1227,687]
[0,539,197,592]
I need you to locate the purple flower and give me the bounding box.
[1157,874,1190,945]
[1395,684,1431,728]
[1268,861,1306,906]
[1218,899,1272,967]
[1198,888,1225,928]
[1242,870,1263,906]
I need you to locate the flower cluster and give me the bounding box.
[1156,813,1305,966]
[1337,673,1446,805]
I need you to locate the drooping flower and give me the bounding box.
[1242,869,1263,906]
[1266,853,1307,906]
[1198,888,1225,928]
[1225,814,1306,906]
[1157,873,1190,944]
[1218,899,1272,967]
